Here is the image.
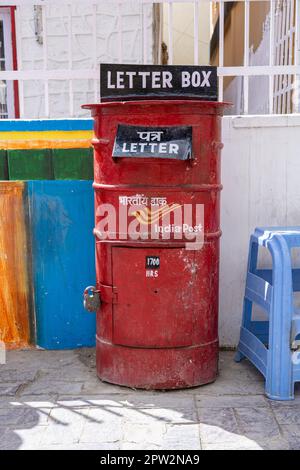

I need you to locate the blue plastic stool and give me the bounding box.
[235,227,300,400]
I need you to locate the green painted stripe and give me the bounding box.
[7,148,94,181]
[0,150,8,180]
[52,148,93,180]
[8,149,53,180]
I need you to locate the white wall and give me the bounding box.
[18,3,153,118]
[220,114,300,347]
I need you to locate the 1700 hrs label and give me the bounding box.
[146,256,160,269]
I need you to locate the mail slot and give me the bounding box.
[83,99,228,389]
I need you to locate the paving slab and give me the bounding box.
[0,349,299,450]
[196,394,269,408]
[162,424,201,450]
[279,425,300,450]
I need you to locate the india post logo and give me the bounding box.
[132,203,182,225]
[94,194,204,250]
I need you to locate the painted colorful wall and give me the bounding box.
[0,182,31,349]
[0,119,94,180]
[0,119,97,350]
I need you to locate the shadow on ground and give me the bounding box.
[0,349,300,450]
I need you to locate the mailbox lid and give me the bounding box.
[82,99,229,115]
[112,246,196,348]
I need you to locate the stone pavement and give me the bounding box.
[1,349,300,450]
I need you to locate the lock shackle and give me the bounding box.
[84,286,98,297]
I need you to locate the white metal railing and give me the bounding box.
[0,0,299,118]
[272,0,298,113]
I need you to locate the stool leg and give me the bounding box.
[265,306,294,400]
[235,238,258,362]
[234,350,245,362]
[265,314,294,401]
[265,236,294,400]
[235,298,253,362]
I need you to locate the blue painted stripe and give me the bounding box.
[0,119,93,132]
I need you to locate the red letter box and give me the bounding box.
[83,100,228,389]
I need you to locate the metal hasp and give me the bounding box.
[83,100,229,390]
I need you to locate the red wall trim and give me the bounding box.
[10,6,20,118]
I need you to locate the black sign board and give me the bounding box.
[100,63,218,102]
[112,125,192,160]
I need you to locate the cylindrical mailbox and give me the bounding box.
[84,100,228,390]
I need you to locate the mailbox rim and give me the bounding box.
[82,99,231,113]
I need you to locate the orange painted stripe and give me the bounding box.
[0,183,31,348]
[0,139,92,150]
[0,130,93,150]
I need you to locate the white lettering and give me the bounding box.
[169,143,179,154]
[140,143,147,152]
[116,71,124,89]
[162,71,173,88]
[120,141,183,156]
[138,71,151,88]
[107,71,115,89]
[152,71,161,88]
[149,143,157,152]
[201,70,211,87]
[137,131,152,142]
[159,143,167,153]
[191,71,201,87]
[106,68,213,94]
[126,71,136,88]
[150,131,163,142]
[181,71,190,87]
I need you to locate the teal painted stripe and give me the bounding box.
[0,119,93,132]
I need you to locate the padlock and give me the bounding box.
[83,286,101,312]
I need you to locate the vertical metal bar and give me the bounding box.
[15,6,24,118]
[117,2,123,63]
[287,0,294,113]
[142,1,148,64]
[219,0,224,102]
[194,1,199,66]
[92,3,98,102]
[243,0,250,114]
[157,3,163,65]
[275,1,283,113]
[42,4,49,117]
[283,0,291,113]
[68,3,74,117]
[294,0,300,112]
[2,9,14,118]
[269,0,275,113]
[278,0,287,113]
[273,1,278,112]
[168,2,173,65]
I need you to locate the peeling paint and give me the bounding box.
[0,183,30,348]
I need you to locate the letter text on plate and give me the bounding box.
[112,125,193,160]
